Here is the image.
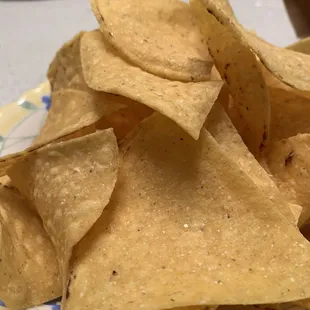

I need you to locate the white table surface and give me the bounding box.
[0,0,305,106]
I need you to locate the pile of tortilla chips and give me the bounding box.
[1,0,310,309]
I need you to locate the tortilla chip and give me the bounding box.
[95,103,153,142]
[166,307,208,310]
[90,0,213,82]
[266,133,310,226]
[205,102,295,223]
[193,0,310,91]
[47,32,88,92]
[65,114,310,310]
[190,0,270,155]
[8,129,119,288]
[268,87,310,144]
[34,89,128,144]
[287,37,310,55]
[81,30,223,139]
[0,181,61,308]
[295,299,310,310]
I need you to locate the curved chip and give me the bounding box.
[81,30,223,139]
[205,102,294,223]
[193,0,310,91]
[190,0,270,155]
[33,89,132,144]
[266,133,310,226]
[268,87,310,144]
[64,114,310,310]
[91,0,213,82]
[0,182,61,308]
[48,32,88,92]
[287,37,310,55]
[8,129,119,288]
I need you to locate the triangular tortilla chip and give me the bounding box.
[192,0,310,91]
[266,133,310,227]
[81,30,223,139]
[190,0,270,155]
[91,0,213,82]
[268,87,310,144]
[0,180,61,308]
[48,32,88,92]
[205,102,294,223]
[8,129,119,287]
[33,89,126,144]
[64,114,310,310]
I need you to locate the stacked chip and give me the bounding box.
[1,0,310,309]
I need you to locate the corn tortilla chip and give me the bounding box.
[34,88,127,144]
[91,0,213,82]
[81,30,223,139]
[0,182,61,308]
[95,103,153,142]
[266,134,310,227]
[8,129,119,287]
[287,37,310,55]
[205,103,295,223]
[194,0,310,91]
[295,299,310,310]
[190,0,270,155]
[268,87,310,144]
[65,114,310,310]
[48,32,88,92]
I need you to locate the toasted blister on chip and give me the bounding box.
[268,87,310,144]
[287,37,310,55]
[80,30,223,139]
[90,0,213,82]
[0,179,61,308]
[64,113,310,310]
[266,133,310,227]
[205,102,294,223]
[8,129,119,289]
[193,0,310,91]
[190,0,270,155]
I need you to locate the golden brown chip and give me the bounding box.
[34,89,127,144]
[8,129,119,288]
[0,182,61,308]
[91,0,213,81]
[81,30,223,139]
[191,0,270,155]
[268,87,310,144]
[295,299,310,310]
[193,0,310,91]
[48,32,88,92]
[64,114,310,310]
[95,102,153,142]
[266,134,310,226]
[287,37,310,55]
[206,102,295,223]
